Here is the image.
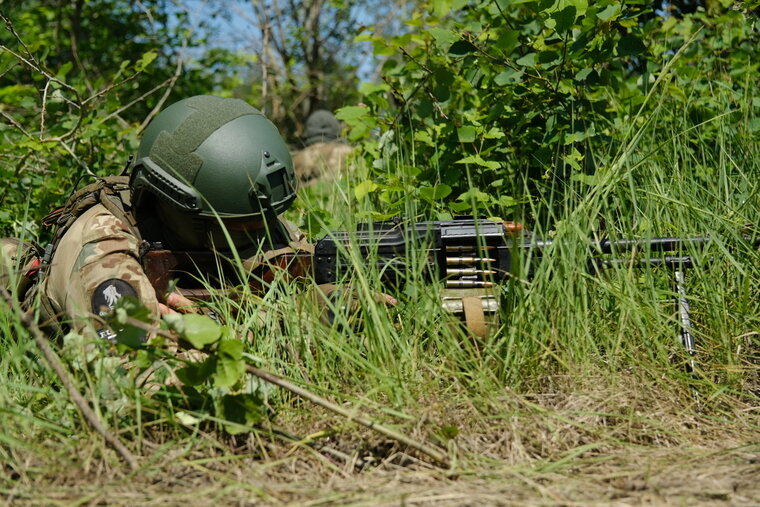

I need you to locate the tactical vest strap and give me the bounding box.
[39,176,142,281]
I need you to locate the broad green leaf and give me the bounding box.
[457,187,490,202]
[494,30,520,53]
[359,82,389,95]
[547,6,576,33]
[433,0,453,16]
[617,35,646,56]
[575,68,593,81]
[515,53,536,67]
[214,340,245,389]
[162,313,185,334]
[483,127,505,139]
[449,40,478,57]
[354,180,379,200]
[220,394,266,434]
[457,125,477,142]
[414,130,435,145]
[176,357,216,386]
[218,338,244,360]
[335,106,369,121]
[429,28,458,49]
[596,3,621,21]
[494,69,523,85]
[182,314,222,349]
[497,195,520,207]
[449,201,473,213]
[419,184,452,201]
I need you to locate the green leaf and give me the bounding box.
[596,3,621,21]
[455,155,501,169]
[483,127,505,139]
[457,187,490,202]
[218,338,243,360]
[432,0,453,16]
[429,28,458,49]
[457,125,477,142]
[220,393,266,434]
[135,51,157,71]
[181,314,222,349]
[419,184,452,201]
[494,30,520,53]
[335,106,369,121]
[617,35,646,56]
[449,40,478,57]
[162,313,185,334]
[354,180,379,200]
[449,201,472,213]
[574,68,593,81]
[214,340,245,389]
[548,6,576,33]
[497,195,520,207]
[515,53,536,67]
[414,130,435,145]
[494,68,523,86]
[177,357,216,386]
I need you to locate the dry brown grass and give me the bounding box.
[3,373,758,505]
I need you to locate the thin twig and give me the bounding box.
[137,52,185,134]
[0,287,139,470]
[245,365,450,467]
[122,316,450,467]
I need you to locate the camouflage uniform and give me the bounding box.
[292,109,352,186]
[1,204,313,342]
[39,203,161,339]
[292,141,353,186]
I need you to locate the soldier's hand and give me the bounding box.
[374,292,398,306]
[158,292,198,315]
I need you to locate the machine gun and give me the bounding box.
[311,217,757,370]
[143,217,758,366]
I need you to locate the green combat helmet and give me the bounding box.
[130,95,297,222]
[304,110,341,146]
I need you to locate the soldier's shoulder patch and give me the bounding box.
[91,278,137,316]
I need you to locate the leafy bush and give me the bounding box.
[341,0,759,223]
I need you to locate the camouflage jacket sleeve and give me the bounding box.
[42,204,160,339]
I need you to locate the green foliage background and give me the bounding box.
[343,0,759,224]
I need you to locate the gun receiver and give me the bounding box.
[313,218,524,288]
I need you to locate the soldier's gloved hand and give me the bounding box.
[158,292,197,315]
[374,292,398,306]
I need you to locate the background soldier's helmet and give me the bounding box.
[304,110,341,146]
[130,95,297,220]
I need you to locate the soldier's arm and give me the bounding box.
[43,205,162,339]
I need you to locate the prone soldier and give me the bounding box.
[1,95,338,339]
[291,110,353,186]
